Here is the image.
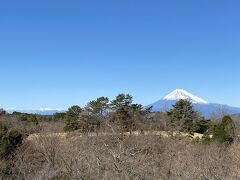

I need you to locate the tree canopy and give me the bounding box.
[167,100,200,132]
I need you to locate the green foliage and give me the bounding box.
[202,135,212,144]
[111,94,135,131]
[167,100,199,132]
[65,106,82,117]
[27,115,39,125]
[63,94,150,133]
[12,112,39,125]
[212,116,236,144]
[87,97,109,116]
[8,130,23,148]
[0,123,23,159]
[0,109,6,116]
[111,94,133,109]
[191,120,214,134]
[111,94,149,132]
[64,106,83,131]
[0,123,8,139]
[115,106,135,132]
[131,104,151,115]
[64,104,103,132]
[53,112,66,122]
[78,112,101,133]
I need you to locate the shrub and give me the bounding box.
[191,119,214,134]
[213,116,236,144]
[0,123,8,139]
[0,123,23,159]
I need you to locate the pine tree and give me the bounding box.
[191,119,214,134]
[213,115,236,144]
[111,94,149,132]
[87,97,109,116]
[111,94,133,109]
[64,106,82,131]
[167,100,199,132]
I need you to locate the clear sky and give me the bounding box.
[1,0,240,109]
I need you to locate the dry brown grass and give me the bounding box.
[10,132,240,180]
[26,131,206,142]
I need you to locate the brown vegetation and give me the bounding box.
[0,98,239,179]
[10,133,240,180]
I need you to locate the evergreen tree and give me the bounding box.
[111,94,133,109]
[0,123,23,159]
[64,105,82,131]
[213,115,236,144]
[167,100,199,132]
[191,119,214,134]
[53,112,66,122]
[77,112,101,133]
[111,94,149,132]
[0,109,6,116]
[87,96,109,116]
[115,106,134,132]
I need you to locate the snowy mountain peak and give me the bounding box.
[163,89,208,104]
[6,108,65,115]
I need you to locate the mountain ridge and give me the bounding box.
[6,108,65,115]
[148,89,240,117]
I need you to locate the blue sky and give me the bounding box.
[1,0,240,109]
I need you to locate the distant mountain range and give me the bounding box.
[5,89,240,117]
[6,108,65,115]
[147,89,240,118]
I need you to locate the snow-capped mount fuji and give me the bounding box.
[163,89,208,104]
[148,89,240,118]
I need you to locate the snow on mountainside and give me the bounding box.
[148,89,240,118]
[163,89,208,104]
[6,108,65,115]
